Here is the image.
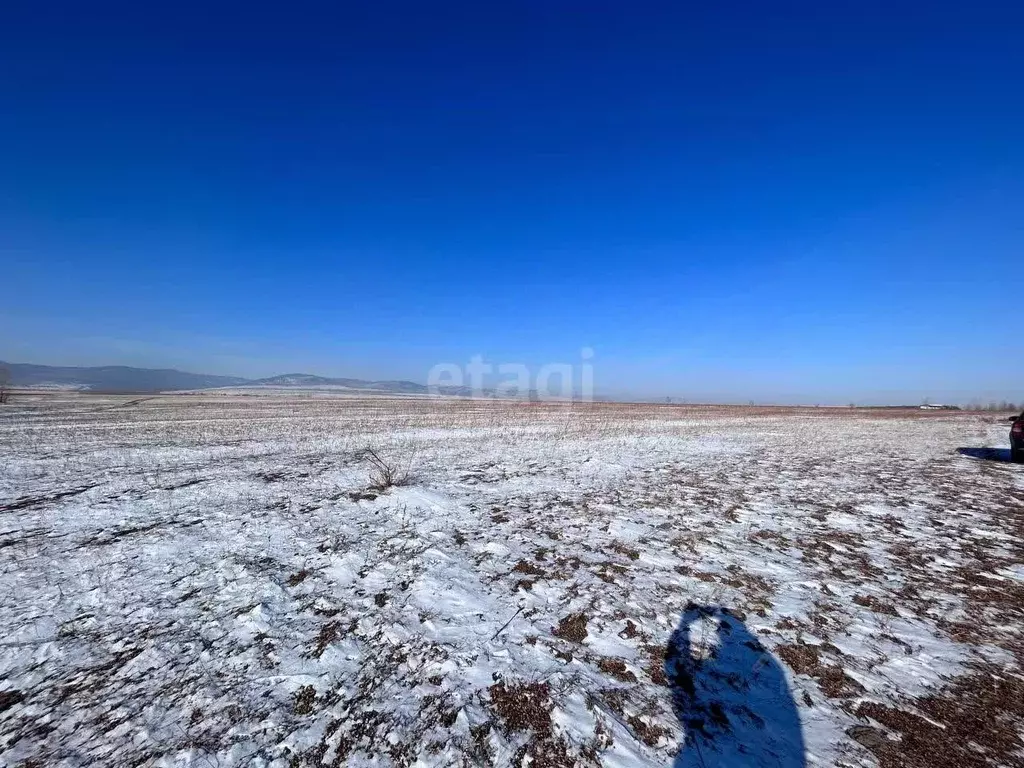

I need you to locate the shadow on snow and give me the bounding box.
[664,604,806,767]
[956,447,1015,463]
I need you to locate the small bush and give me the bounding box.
[364,447,410,491]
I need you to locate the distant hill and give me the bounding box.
[0,361,437,395]
[252,373,429,393]
[0,361,251,392]
[0,361,554,398]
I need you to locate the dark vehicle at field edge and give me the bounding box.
[1012,412,1024,463]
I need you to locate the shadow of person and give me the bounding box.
[664,604,806,767]
[956,447,1014,463]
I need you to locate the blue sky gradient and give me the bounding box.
[2,1,1022,403]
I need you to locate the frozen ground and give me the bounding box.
[1,395,1022,767]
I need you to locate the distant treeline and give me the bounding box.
[965,401,1021,412]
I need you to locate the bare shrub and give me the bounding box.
[0,366,10,404]
[364,447,410,491]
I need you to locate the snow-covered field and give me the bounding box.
[1,395,1022,767]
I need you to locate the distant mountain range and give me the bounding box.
[254,373,432,394]
[0,361,434,395]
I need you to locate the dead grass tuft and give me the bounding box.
[310,621,342,658]
[627,714,669,747]
[776,643,865,698]
[597,657,637,683]
[488,680,553,733]
[552,613,588,643]
[619,620,640,639]
[512,559,546,577]
[852,593,899,615]
[292,685,317,715]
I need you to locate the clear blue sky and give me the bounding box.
[2,1,1022,403]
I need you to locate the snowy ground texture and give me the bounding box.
[1,394,1023,768]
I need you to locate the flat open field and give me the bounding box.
[1,395,1022,767]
